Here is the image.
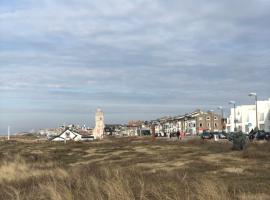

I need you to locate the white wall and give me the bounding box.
[226,98,270,133]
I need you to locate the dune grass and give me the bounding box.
[0,137,269,200]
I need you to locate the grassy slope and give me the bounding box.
[0,137,269,200]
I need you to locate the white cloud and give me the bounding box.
[0,0,270,133]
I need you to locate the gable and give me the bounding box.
[58,130,81,140]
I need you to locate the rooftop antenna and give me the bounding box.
[8,126,10,140]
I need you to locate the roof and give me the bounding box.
[49,129,81,141]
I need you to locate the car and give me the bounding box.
[249,130,270,141]
[211,132,227,139]
[218,132,227,139]
[227,132,236,141]
[169,132,178,137]
[266,132,270,140]
[201,132,213,139]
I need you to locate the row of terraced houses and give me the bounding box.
[149,98,270,135]
[150,109,225,136]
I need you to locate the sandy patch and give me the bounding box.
[238,193,270,200]
[137,160,190,171]
[73,149,132,166]
[223,167,244,174]
[134,146,156,155]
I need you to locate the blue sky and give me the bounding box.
[0,0,270,134]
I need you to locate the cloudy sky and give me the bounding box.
[0,0,270,134]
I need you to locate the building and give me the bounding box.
[226,98,270,133]
[150,110,223,136]
[127,120,151,136]
[151,116,177,136]
[39,128,63,136]
[195,110,223,133]
[51,128,94,142]
[93,108,105,139]
[51,129,82,141]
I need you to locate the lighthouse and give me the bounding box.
[93,108,105,139]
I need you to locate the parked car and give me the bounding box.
[170,132,178,137]
[266,132,270,140]
[249,130,270,141]
[201,132,213,139]
[227,132,236,141]
[218,132,227,139]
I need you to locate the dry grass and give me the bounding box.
[0,137,269,200]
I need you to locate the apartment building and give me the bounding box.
[226,98,270,133]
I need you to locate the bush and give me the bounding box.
[232,132,248,150]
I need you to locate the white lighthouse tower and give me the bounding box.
[93,108,105,139]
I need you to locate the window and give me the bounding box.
[214,123,217,128]
[200,123,202,127]
[259,124,265,130]
[214,117,218,120]
[206,117,210,120]
[65,132,70,138]
[207,123,210,127]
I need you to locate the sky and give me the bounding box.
[0,0,270,134]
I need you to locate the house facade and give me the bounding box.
[195,111,223,133]
[151,110,223,136]
[226,98,270,133]
[51,129,82,142]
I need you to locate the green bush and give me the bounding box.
[232,132,248,150]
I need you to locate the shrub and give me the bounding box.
[232,132,248,150]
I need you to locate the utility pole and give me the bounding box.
[218,106,224,132]
[208,110,215,131]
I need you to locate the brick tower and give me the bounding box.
[93,108,105,139]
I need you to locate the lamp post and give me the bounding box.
[249,92,258,130]
[217,106,224,132]
[229,101,237,132]
[209,109,214,131]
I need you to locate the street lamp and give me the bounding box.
[229,101,237,132]
[217,106,224,132]
[249,92,258,130]
[209,109,214,131]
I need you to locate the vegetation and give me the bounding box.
[232,132,249,150]
[0,137,269,200]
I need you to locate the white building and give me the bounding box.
[51,129,82,142]
[185,119,197,135]
[226,98,270,133]
[51,129,94,142]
